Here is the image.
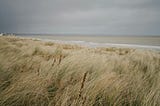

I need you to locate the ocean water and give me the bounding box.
[17,34,160,50]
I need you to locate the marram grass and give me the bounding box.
[0,36,160,106]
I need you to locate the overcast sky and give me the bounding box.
[0,0,160,35]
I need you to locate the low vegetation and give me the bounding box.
[0,36,160,106]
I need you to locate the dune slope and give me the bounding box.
[0,36,160,106]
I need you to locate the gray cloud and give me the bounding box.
[0,0,160,35]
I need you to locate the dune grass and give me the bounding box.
[0,36,160,106]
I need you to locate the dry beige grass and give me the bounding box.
[0,35,160,106]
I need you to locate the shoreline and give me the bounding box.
[21,36,160,51]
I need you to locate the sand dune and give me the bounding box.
[0,36,160,106]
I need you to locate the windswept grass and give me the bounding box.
[0,36,160,106]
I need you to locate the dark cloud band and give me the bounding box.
[0,0,160,35]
